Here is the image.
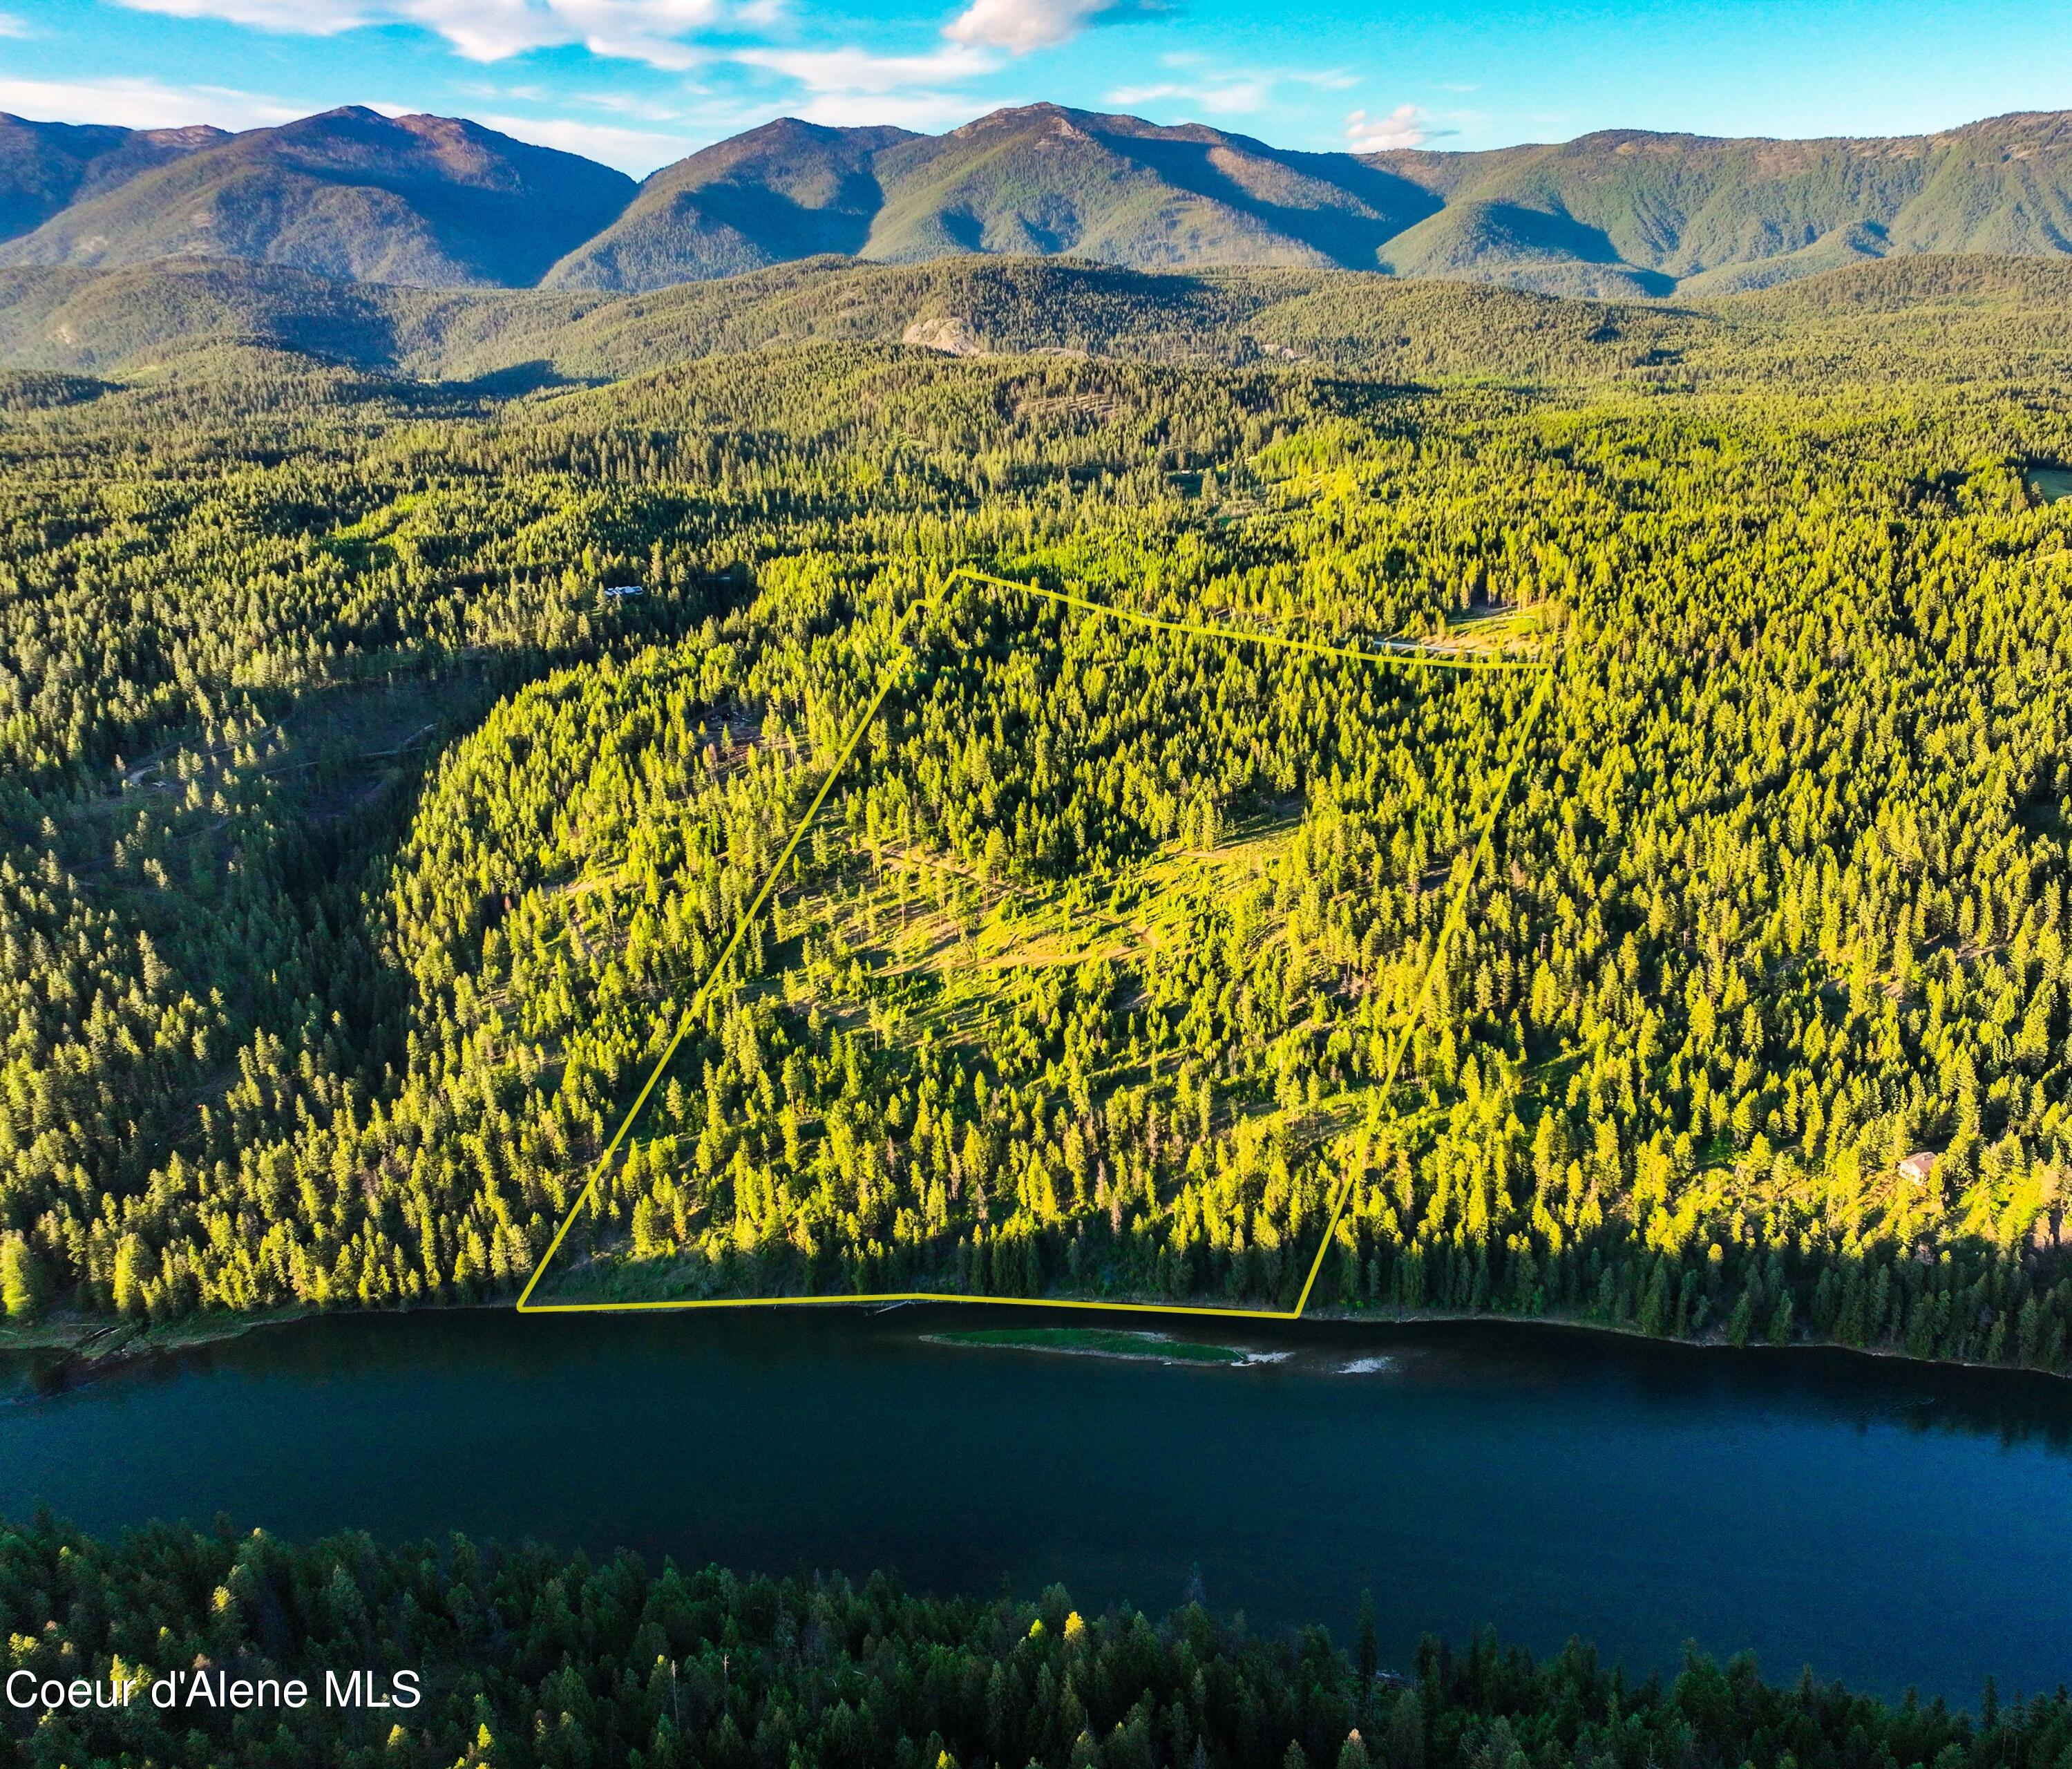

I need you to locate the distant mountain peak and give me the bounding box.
[0,106,633,287]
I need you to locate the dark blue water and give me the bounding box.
[3,1308,2069,1703]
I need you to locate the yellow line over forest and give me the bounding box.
[517,567,1553,1318]
[956,568,1543,673]
[515,594,931,1311]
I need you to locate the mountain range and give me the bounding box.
[1,103,2070,300]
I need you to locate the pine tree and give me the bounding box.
[1767,1292,1796,1347]
[1,1235,50,1321]
[1727,1283,1756,1349]
[1638,1258,1673,1337]
[113,1234,148,1318]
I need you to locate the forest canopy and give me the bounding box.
[12,1512,2071,1769]
[1,259,2071,1370]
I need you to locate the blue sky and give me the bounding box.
[0,0,2066,175]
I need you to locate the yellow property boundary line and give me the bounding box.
[517,567,1556,1318]
[956,569,1546,674]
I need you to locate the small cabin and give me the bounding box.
[1897,1151,1937,1187]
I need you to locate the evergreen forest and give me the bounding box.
[10,1513,2072,1769]
[2,256,2072,1374]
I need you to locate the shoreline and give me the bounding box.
[5,1291,2066,1389]
[0,1309,312,1363]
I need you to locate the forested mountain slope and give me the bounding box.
[542,117,915,291]
[853,104,1436,272]
[0,262,2069,1370]
[3,249,2071,397]
[0,108,635,288]
[1366,110,2072,286]
[0,114,227,245]
[0,252,1705,381]
[1374,199,1671,300]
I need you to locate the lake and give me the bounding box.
[3,1307,2069,1703]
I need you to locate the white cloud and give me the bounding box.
[1106,82,1178,102]
[111,0,724,70]
[1158,57,1358,93]
[797,89,996,131]
[1104,62,1356,120]
[731,44,1000,133]
[573,89,698,122]
[1107,79,1270,116]
[0,12,29,37]
[735,44,998,94]
[1345,104,1451,153]
[456,80,698,123]
[943,0,1154,55]
[0,75,298,130]
[472,111,701,172]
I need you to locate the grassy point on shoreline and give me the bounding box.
[924,1325,1255,1363]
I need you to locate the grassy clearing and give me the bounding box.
[1416,602,1547,659]
[753,795,1380,1153]
[776,802,1302,1057]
